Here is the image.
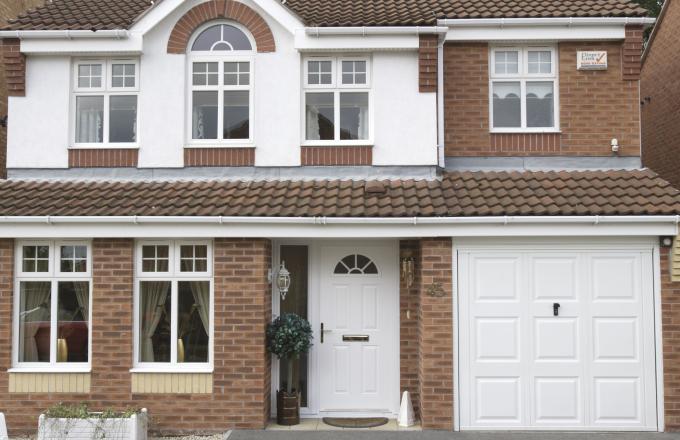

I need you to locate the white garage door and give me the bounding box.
[458,245,658,431]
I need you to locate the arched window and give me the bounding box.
[334,254,379,275]
[189,23,253,143]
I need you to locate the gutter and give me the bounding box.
[438,17,656,27]
[304,26,448,36]
[0,29,129,39]
[0,215,677,226]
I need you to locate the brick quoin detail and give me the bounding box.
[444,40,641,157]
[301,146,372,166]
[69,149,139,168]
[418,238,453,429]
[0,238,273,435]
[641,0,680,189]
[400,240,421,418]
[184,147,255,166]
[419,34,438,93]
[167,0,275,54]
[2,39,25,98]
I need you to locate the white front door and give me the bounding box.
[318,244,399,415]
[458,245,658,430]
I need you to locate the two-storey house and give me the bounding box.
[1,0,680,435]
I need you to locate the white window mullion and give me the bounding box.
[334,91,340,141]
[170,280,178,365]
[50,279,58,364]
[217,62,224,141]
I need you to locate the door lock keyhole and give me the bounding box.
[553,303,561,317]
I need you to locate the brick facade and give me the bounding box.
[641,0,680,189]
[68,148,139,168]
[661,245,680,431]
[444,31,642,157]
[399,240,421,417]
[0,238,273,436]
[300,146,373,166]
[167,0,275,54]
[185,147,256,167]
[419,34,438,93]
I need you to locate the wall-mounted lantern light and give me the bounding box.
[277,261,291,301]
[401,257,415,288]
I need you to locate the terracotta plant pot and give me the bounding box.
[276,390,300,426]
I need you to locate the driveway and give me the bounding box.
[230,432,680,440]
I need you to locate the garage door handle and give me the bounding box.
[553,303,560,317]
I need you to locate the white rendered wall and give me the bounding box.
[6,0,437,169]
[7,56,71,168]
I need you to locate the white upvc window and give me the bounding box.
[303,56,372,145]
[133,240,213,372]
[188,22,254,146]
[489,46,559,132]
[72,59,139,147]
[12,241,92,372]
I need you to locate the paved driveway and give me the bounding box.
[230,432,680,440]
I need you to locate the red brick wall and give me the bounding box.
[419,34,438,93]
[184,147,255,167]
[301,146,372,166]
[167,0,275,54]
[444,33,642,157]
[661,247,680,431]
[642,0,680,189]
[418,238,453,430]
[400,240,421,417]
[0,238,273,436]
[69,149,139,168]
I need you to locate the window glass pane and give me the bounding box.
[18,281,51,363]
[308,61,332,85]
[223,91,249,139]
[180,245,208,272]
[492,82,521,128]
[305,93,334,140]
[340,92,369,140]
[192,91,218,139]
[23,245,49,273]
[139,281,171,363]
[77,64,103,88]
[192,62,218,86]
[341,61,367,85]
[57,281,89,363]
[142,245,169,272]
[109,96,137,143]
[191,24,252,52]
[112,63,136,88]
[178,281,210,363]
[60,245,87,273]
[75,96,104,143]
[528,51,552,74]
[224,62,250,86]
[526,81,554,128]
[494,51,519,74]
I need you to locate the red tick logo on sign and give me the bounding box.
[577,51,608,70]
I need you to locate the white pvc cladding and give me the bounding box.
[0,216,675,239]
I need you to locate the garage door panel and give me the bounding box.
[459,247,657,431]
[534,377,583,425]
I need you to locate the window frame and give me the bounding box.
[186,21,256,148]
[133,240,214,373]
[488,45,560,133]
[11,240,92,372]
[302,55,373,146]
[71,58,140,149]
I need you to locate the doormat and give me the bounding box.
[322,417,389,428]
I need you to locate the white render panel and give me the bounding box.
[7,56,71,169]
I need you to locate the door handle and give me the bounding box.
[321,322,324,343]
[553,303,561,317]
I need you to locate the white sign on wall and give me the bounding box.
[577,51,608,70]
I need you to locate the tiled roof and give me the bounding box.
[3,0,648,31]
[0,170,676,217]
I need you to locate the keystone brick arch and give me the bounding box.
[167,0,275,54]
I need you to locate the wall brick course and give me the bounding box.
[301,146,372,166]
[419,34,439,93]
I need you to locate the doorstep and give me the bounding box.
[266,419,422,431]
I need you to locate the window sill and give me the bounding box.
[130,366,213,374]
[69,145,139,150]
[302,143,374,148]
[8,366,92,374]
[184,144,255,149]
[489,129,561,134]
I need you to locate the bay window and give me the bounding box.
[14,241,91,370]
[189,23,253,144]
[73,59,139,146]
[304,56,372,144]
[134,241,212,370]
[489,46,558,132]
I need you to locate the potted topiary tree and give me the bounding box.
[266,313,313,426]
